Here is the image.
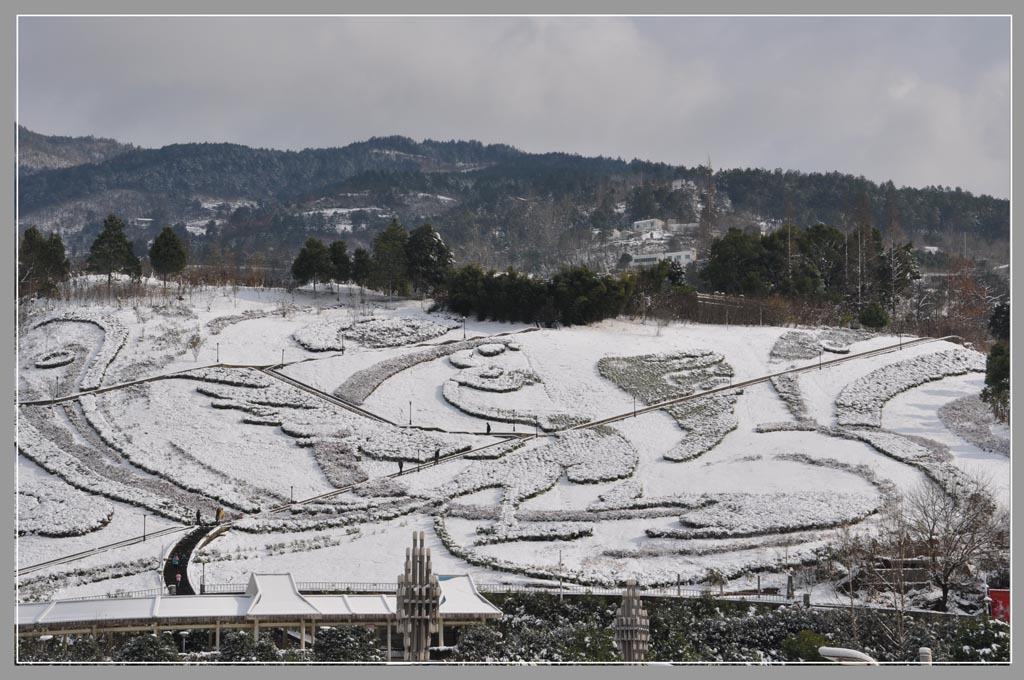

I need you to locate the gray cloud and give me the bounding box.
[18,15,1009,197]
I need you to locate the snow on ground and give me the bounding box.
[882,373,1010,507]
[16,281,1006,598]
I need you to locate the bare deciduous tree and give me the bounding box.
[903,476,1008,611]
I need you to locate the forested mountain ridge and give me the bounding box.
[17,128,1009,271]
[18,125,135,174]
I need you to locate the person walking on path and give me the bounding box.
[216,506,224,524]
[172,554,180,568]
[398,460,404,473]
[195,508,201,526]
[434,449,440,466]
[486,422,491,434]
[175,572,182,593]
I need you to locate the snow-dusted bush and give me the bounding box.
[175,366,272,388]
[769,328,875,363]
[337,336,507,403]
[464,439,526,460]
[938,395,1010,456]
[207,308,281,335]
[773,453,898,503]
[647,491,879,539]
[34,349,76,369]
[18,473,114,537]
[474,521,593,546]
[17,413,185,520]
[452,365,541,393]
[449,349,484,369]
[310,437,368,488]
[345,316,456,348]
[599,349,739,460]
[351,477,407,498]
[477,343,507,357]
[662,394,740,461]
[292,317,353,351]
[233,497,424,533]
[34,311,128,390]
[769,373,811,422]
[441,381,588,431]
[835,348,985,427]
[435,427,637,506]
[79,392,266,513]
[17,556,162,603]
[754,421,819,433]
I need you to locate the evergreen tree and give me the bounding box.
[291,237,334,294]
[19,226,70,297]
[858,301,889,329]
[149,226,188,292]
[87,214,141,289]
[370,220,409,296]
[351,247,372,290]
[406,223,454,294]
[329,240,351,283]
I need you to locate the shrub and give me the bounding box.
[780,630,828,661]
[311,626,384,662]
[113,634,179,662]
[858,302,889,329]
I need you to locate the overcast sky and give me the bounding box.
[18,15,1010,197]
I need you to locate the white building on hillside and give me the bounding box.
[632,218,666,232]
[629,248,697,269]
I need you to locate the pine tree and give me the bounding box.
[19,226,70,297]
[370,220,409,297]
[351,247,372,291]
[406,223,454,295]
[149,226,188,293]
[87,214,141,290]
[291,237,334,295]
[329,240,351,284]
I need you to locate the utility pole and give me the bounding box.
[409,400,412,427]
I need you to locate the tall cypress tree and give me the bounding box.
[406,223,454,295]
[351,248,372,291]
[329,240,351,283]
[87,214,140,290]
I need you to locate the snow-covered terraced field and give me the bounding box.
[15,281,1003,599]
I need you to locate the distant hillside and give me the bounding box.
[18,125,135,174]
[16,130,1009,271]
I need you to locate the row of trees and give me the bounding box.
[982,302,1009,421]
[443,259,693,328]
[700,224,919,311]
[19,213,189,297]
[291,220,453,297]
[19,625,383,663]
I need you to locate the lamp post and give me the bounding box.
[462,316,466,340]
[216,343,220,362]
[290,486,294,503]
[633,395,636,418]
[342,333,345,351]
[281,348,285,366]
[819,348,822,370]
[409,400,413,427]
[142,514,147,542]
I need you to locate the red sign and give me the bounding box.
[989,589,1010,623]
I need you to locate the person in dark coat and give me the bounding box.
[486,422,491,434]
[398,460,404,473]
[434,449,440,465]
[172,555,180,568]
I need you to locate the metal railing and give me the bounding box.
[193,580,792,603]
[52,587,168,602]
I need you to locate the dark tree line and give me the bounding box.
[291,220,453,296]
[699,223,919,322]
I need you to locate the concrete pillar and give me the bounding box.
[300,621,306,650]
[253,620,259,641]
[311,624,316,646]
[386,622,392,660]
[919,647,933,664]
[215,621,220,651]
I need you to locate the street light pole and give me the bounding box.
[281,348,285,366]
[216,343,220,362]
[462,316,466,340]
[633,395,636,417]
[409,400,412,427]
[290,486,294,503]
[143,514,147,542]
